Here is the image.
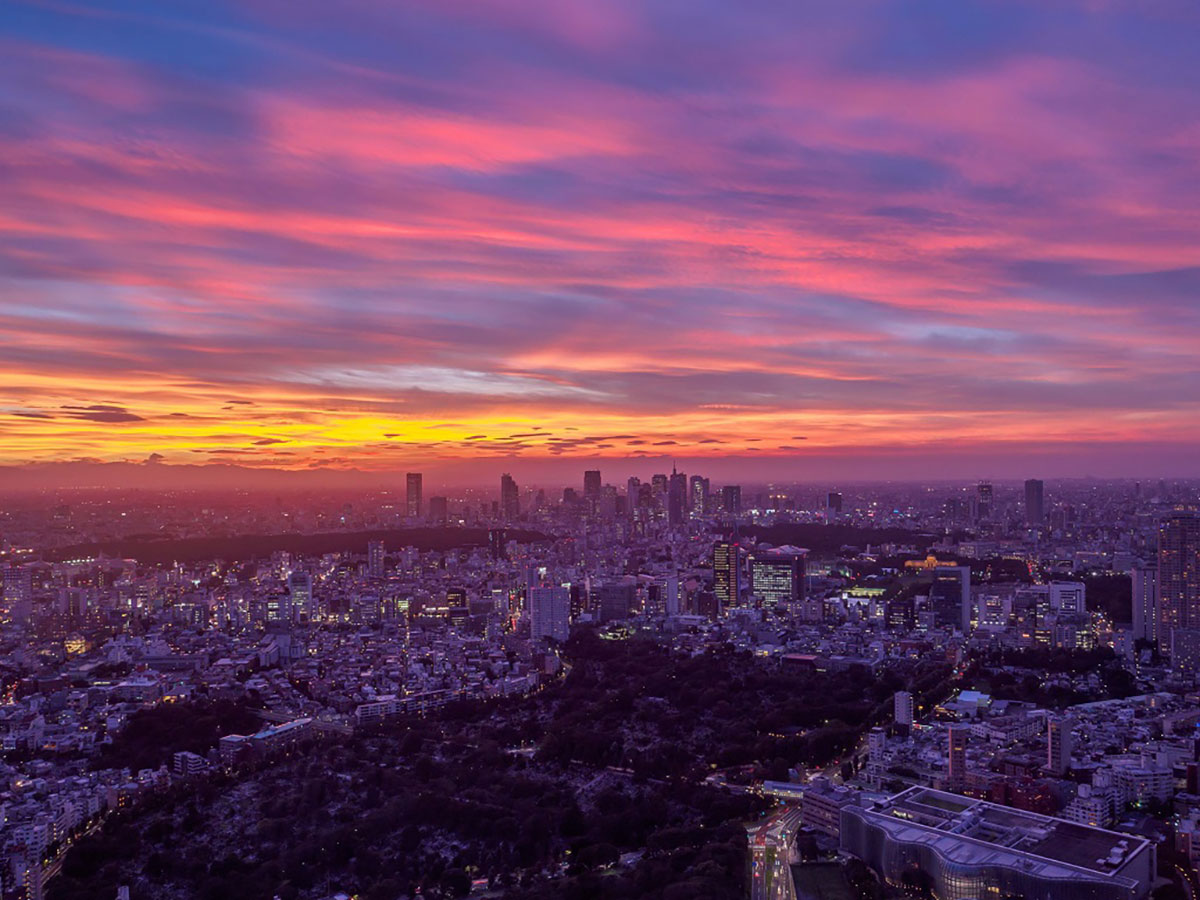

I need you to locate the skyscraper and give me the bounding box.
[428,495,448,523]
[721,484,741,515]
[367,540,386,578]
[668,468,687,526]
[583,469,601,502]
[976,481,993,520]
[826,491,843,515]
[406,472,423,518]
[594,579,636,623]
[1024,478,1044,525]
[947,725,969,789]
[1159,513,1200,664]
[749,549,808,618]
[500,473,519,521]
[1131,562,1158,645]
[529,586,570,643]
[689,474,707,516]
[930,565,971,633]
[712,540,740,611]
[294,571,316,622]
[894,691,914,731]
[488,528,507,561]
[1047,716,1073,776]
[626,476,641,511]
[1,565,32,606]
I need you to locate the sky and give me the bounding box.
[3,0,1200,484]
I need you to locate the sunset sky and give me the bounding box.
[3,0,1200,482]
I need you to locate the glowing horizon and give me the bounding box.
[3,1,1200,477]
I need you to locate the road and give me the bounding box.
[748,805,804,900]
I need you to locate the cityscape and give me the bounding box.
[4,1,1200,900]
[0,476,1198,899]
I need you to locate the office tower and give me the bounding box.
[947,725,969,789]
[1024,478,1045,525]
[976,481,993,520]
[661,576,679,616]
[626,476,641,510]
[288,571,313,623]
[1049,581,1085,615]
[886,592,915,631]
[1159,514,1200,664]
[651,473,668,495]
[500,473,519,521]
[1,565,32,606]
[1131,563,1158,645]
[406,472,423,517]
[367,540,386,578]
[668,469,687,526]
[721,484,741,515]
[930,565,971,632]
[594,580,636,623]
[826,491,843,515]
[689,474,707,515]
[583,469,601,502]
[866,727,888,787]
[598,484,618,519]
[529,586,570,643]
[1047,717,1073,776]
[428,495,448,523]
[488,528,507,561]
[712,540,741,611]
[894,691,914,730]
[266,588,291,624]
[749,549,808,617]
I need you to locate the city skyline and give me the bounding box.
[4,1,1200,479]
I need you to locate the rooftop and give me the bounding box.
[859,787,1152,881]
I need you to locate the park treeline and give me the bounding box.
[49,632,947,900]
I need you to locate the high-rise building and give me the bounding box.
[500,473,520,521]
[712,540,741,611]
[594,580,636,623]
[721,484,741,515]
[668,469,687,526]
[1159,514,1200,664]
[1,565,32,606]
[529,586,570,643]
[1131,562,1158,645]
[428,495,448,523]
[976,481,994,520]
[488,528,507,561]
[689,475,708,516]
[1049,581,1085,615]
[894,690,914,730]
[288,571,313,623]
[406,472,423,518]
[367,540,386,578]
[947,725,969,789]
[1024,478,1045,525]
[826,491,843,515]
[930,565,972,633]
[659,576,680,616]
[583,469,601,501]
[626,476,641,510]
[749,549,808,617]
[1047,716,1073,776]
